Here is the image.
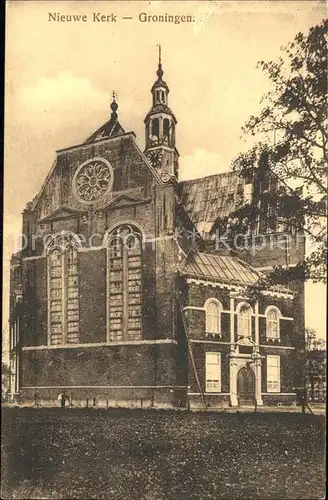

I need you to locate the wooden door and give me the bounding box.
[237,367,255,405]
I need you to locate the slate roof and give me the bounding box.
[179,172,245,239]
[83,117,126,144]
[179,251,260,286]
[144,103,177,123]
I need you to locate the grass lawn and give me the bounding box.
[1,408,325,499]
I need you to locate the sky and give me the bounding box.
[3,1,327,359]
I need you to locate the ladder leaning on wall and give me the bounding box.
[176,293,206,411]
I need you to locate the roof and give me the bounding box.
[144,104,177,123]
[179,251,260,286]
[179,172,245,239]
[83,116,126,145]
[179,250,294,296]
[151,78,169,93]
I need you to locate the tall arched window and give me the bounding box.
[48,248,63,345]
[266,307,280,339]
[237,303,252,338]
[66,246,79,343]
[205,299,222,334]
[47,233,80,345]
[151,118,159,140]
[107,225,142,342]
[163,118,170,144]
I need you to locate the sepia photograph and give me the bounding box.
[2,1,326,499]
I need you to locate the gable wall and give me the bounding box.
[20,132,181,347]
[35,135,154,224]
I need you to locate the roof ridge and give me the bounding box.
[179,171,238,184]
[83,116,126,144]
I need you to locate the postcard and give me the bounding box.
[2,1,326,499]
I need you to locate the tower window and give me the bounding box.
[163,118,170,141]
[151,118,159,139]
[171,123,175,146]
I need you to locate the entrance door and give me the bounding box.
[237,367,255,406]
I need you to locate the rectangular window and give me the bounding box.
[244,183,253,203]
[267,355,280,392]
[205,352,221,393]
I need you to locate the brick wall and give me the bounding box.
[16,131,187,406]
[79,249,107,343]
[34,257,48,346]
[35,135,154,222]
[188,343,230,394]
[261,347,295,393]
[20,343,179,407]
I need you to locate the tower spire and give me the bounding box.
[156,43,163,80]
[143,47,179,178]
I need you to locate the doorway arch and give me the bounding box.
[237,366,255,406]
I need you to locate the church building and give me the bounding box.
[9,53,305,408]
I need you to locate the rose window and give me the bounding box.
[74,158,113,203]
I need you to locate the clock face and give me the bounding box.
[73,158,113,204]
[146,149,163,169]
[161,172,170,183]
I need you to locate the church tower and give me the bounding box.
[144,46,179,179]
